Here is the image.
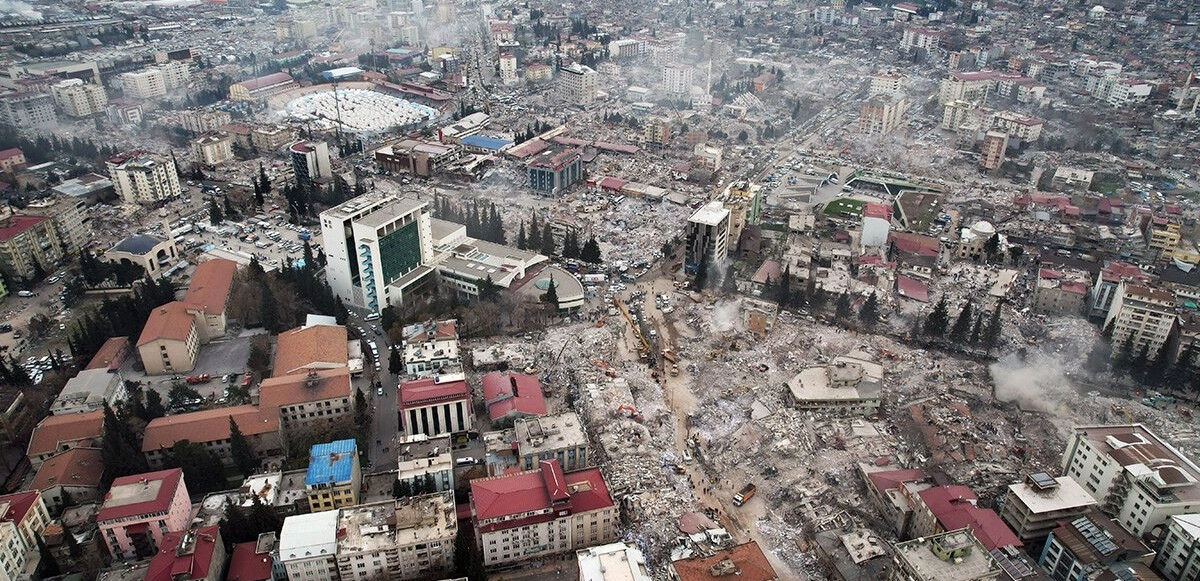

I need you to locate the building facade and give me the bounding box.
[305,439,361,513]
[0,93,56,130]
[290,141,331,189]
[190,134,235,166]
[1104,283,1177,361]
[889,528,1002,581]
[0,211,65,281]
[470,460,618,568]
[684,201,731,273]
[106,151,182,204]
[514,413,590,472]
[97,468,192,560]
[526,148,583,195]
[278,511,339,581]
[0,490,51,581]
[335,493,457,581]
[558,63,598,107]
[401,319,460,377]
[51,79,108,117]
[1154,514,1200,581]
[136,301,203,375]
[399,375,472,437]
[999,473,1096,542]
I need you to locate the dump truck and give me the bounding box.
[733,483,757,507]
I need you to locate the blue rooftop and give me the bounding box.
[304,439,357,486]
[461,135,513,151]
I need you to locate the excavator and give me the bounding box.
[615,404,644,422]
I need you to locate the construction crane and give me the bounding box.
[613,297,651,358]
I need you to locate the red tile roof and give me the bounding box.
[399,376,470,407]
[272,324,348,377]
[896,275,930,302]
[97,468,185,523]
[85,336,130,371]
[227,540,274,581]
[31,447,104,491]
[0,148,24,160]
[0,214,46,242]
[145,525,222,581]
[482,372,546,421]
[471,461,612,529]
[235,72,294,91]
[751,260,781,285]
[0,490,40,524]
[671,541,778,581]
[938,505,1022,550]
[137,301,197,346]
[865,468,928,494]
[864,202,892,220]
[890,232,940,256]
[27,409,105,458]
[142,405,280,453]
[259,368,352,409]
[184,259,237,315]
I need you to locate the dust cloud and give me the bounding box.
[709,300,743,334]
[988,350,1076,414]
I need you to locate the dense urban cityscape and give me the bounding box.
[0,0,1198,580]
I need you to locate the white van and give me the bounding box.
[364,312,381,321]
[16,290,33,297]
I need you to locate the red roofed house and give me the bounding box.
[470,459,616,568]
[30,447,104,512]
[141,405,283,469]
[85,336,130,372]
[258,368,352,436]
[226,534,276,581]
[137,301,207,375]
[228,72,298,102]
[481,372,546,426]
[26,409,105,467]
[145,525,225,581]
[0,490,51,581]
[98,468,192,560]
[670,541,779,581]
[0,148,26,174]
[399,373,472,437]
[183,258,238,339]
[911,485,1022,551]
[859,466,932,536]
[272,324,349,378]
[896,275,930,303]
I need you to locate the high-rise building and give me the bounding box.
[870,71,905,96]
[0,490,51,581]
[190,133,235,166]
[335,493,456,581]
[558,63,598,107]
[176,109,232,134]
[1062,424,1200,537]
[684,201,731,273]
[278,511,339,581]
[857,94,910,136]
[1103,283,1176,361]
[121,68,168,99]
[1153,514,1200,580]
[0,92,57,129]
[98,468,192,560]
[0,208,65,281]
[1036,514,1151,581]
[998,473,1096,543]
[290,141,332,190]
[662,65,694,98]
[51,79,108,117]
[938,71,995,105]
[526,147,583,195]
[106,151,182,204]
[320,194,434,311]
[978,131,1008,170]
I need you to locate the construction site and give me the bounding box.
[462,270,1200,579]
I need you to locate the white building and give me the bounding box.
[1154,514,1200,581]
[190,134,235,166]
[1104,283,1176,361]
[279,510,340,581]
[577,542,651,581]
[857,95,910,136]
[662,65,694,99]
[335,493,456,581]
[786,350,884,415]
[498,53,517,84]
[558,63,598,107]
[121,68,168,99]
[106,151,182,204]
[396,434,455,493]
[51,79,108,117]
[401,319,460,377]
[870,71,905,97]
[998,472,1097,542]
[1061,424,1200,538]
[290,141,332,189]
[861,202,892,247]
[684,201,731,273]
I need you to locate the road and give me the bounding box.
[345,314,401,471]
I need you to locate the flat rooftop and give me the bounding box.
[515,413,587,457]
[397,434,453,476]
[689,201,729,226]
[354,197,427,229]
[1007,476,1095,514]
[894,529,1000,580]
[337,492,456,555]
[788,351,883,404]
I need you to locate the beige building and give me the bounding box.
[998,473,1096,542]
[1104,283,1176,359]
[787,351,883,415]
[106,234,179,278]
[870,71,905,96]
[857,95,910,136]
[0,148,25,174]
[51,79,108,117]
[396,434,455,493]
[558,63,598,107]
[177,109,232,134]
[136,301,204,375]
[941,100,976,131]
[978,131,1008,170]
[1062,424,1200,538]
[24,196,91,253]
[992,111,1043,142]
[0,490,51,581]
[121,68,167,99]
[1032,268,1090,316]
[106,151,182,204]
[470,461,617,568]
[190,133,234,166]
[335,493,457,581]
[251,124,298,151]
[938,71,995,105]
[514,413,590,472]
[228,73,297,102]
[0,209,65,281]
[260,369,354,437]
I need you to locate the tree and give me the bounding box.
[1147,347,1170,385]
[859,292,879,328]
[983,233,1001,262]
[36,536,60,578]
[208,199,223,225]
[949,299,975,345]
[228,417,259,477]
[737,129,748,142]
[777,266,791,305]
[1131,343,1152,380]
[923,297,950,339]
[354,389,369,431]
[1008,245,1025,266]
[983,303,1004,354]
[167,383,203,409]
[1115,332,1136,370]
[393,478,413,499]
[540,223,556,256]
[517,221,527,250]
[1170,346,1196,387]
[581,237,602,264]
[968,312,984,346]
[541,275,559,309]
[389,345,403,375]
[834,293,852,323]
[100,403,148,487]
[478,274,501,302]
[166,440,227,493]
[144,389,166,420]
[247,336,270,374]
